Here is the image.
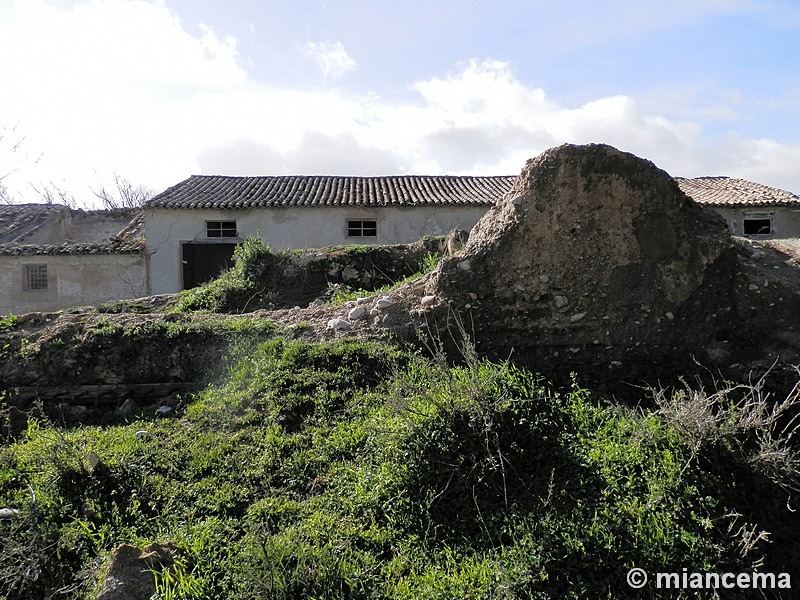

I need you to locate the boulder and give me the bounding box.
[96,542,177,600]
[348,306,366,320]
[326,318,351,331]
[426,143,739,375]
[0,507,20,519]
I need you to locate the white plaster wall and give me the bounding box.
[712,207,800,238]
[20,212,135,244]
[0,254,148,314]
[61,212,137,242]
[145,205,488,294]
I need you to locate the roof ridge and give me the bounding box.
[148,174,514,209]
[148,174,797,210]
[185,173,517,180]
[0,237,145,256]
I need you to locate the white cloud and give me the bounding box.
[197,132,402,176]
[1,0,245,91]
[1,2,799,206]
[706,134,800,185]
[413,59,553,118]
[303,41,357,78]
[400,61,800,192]
[0,0,247,203]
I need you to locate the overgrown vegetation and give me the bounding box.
[326,250,440,306]
[95,300,155,314]
[173,237,279,313]
[2,334,798,598]
[0,313,18,332]
[173,237,443,313]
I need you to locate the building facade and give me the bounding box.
[145,175,512,294]
[3,171,797,311]
[0,205,146,313]
[676,176,800,238]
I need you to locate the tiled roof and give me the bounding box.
[0,237,145,257]
[147,174,800,211]
[676,177,800,207]
[0,206,145,256]
[146,175,517,209]
[112,211,145,241]
[0,204,69,243]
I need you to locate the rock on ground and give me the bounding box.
[96,542,177,600]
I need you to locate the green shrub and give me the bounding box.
[1,337,797,598]
[173,237,276,313]
[0,313,19,332]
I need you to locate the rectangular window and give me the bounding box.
[347,219,377,237]
[206,221,238,238]
[25,265,48,291]
[743,215,772,236]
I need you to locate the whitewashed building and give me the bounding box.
[676,176,800,238]
[0,205,146,313]
[144,175,513,294]
[5,171,794,310]
[145,173,800,295]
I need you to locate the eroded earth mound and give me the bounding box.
[4,143,800,410]
[421,144,800,388]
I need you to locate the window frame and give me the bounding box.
[205,220,238,239]
[346,219,377,238]
[25,264,48,291]
[742,213,773,237]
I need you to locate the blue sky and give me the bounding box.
[1,0,800,206]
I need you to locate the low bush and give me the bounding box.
[174,236,443,313]
[173,237,277,313]
[1,337,798,598]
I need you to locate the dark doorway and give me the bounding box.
[182,242,239,289]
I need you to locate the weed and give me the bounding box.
[151,554,204,600]
[421,250,442,273]
[17,337,36,358]
[90,318,125,337]
[326,244,376,255]
[1,335,798,598]
[0,313,19,332]
[97,300,151,314]
[326,251,442,306]
[651,371,800,494]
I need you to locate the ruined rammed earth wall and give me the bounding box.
[426,144,740,372]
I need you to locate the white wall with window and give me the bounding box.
[713,207,800,239]
[0,254,148,314]
[145,205,488,294]
[206,221,238,238]
[347,219,377,238]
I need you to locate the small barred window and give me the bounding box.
[26,265,48,291]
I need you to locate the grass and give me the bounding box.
[2,334,798,598]
[172,236,443,312]
[326,251,441,306]
[172,237,277,313]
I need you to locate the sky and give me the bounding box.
[1,0,800,207]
